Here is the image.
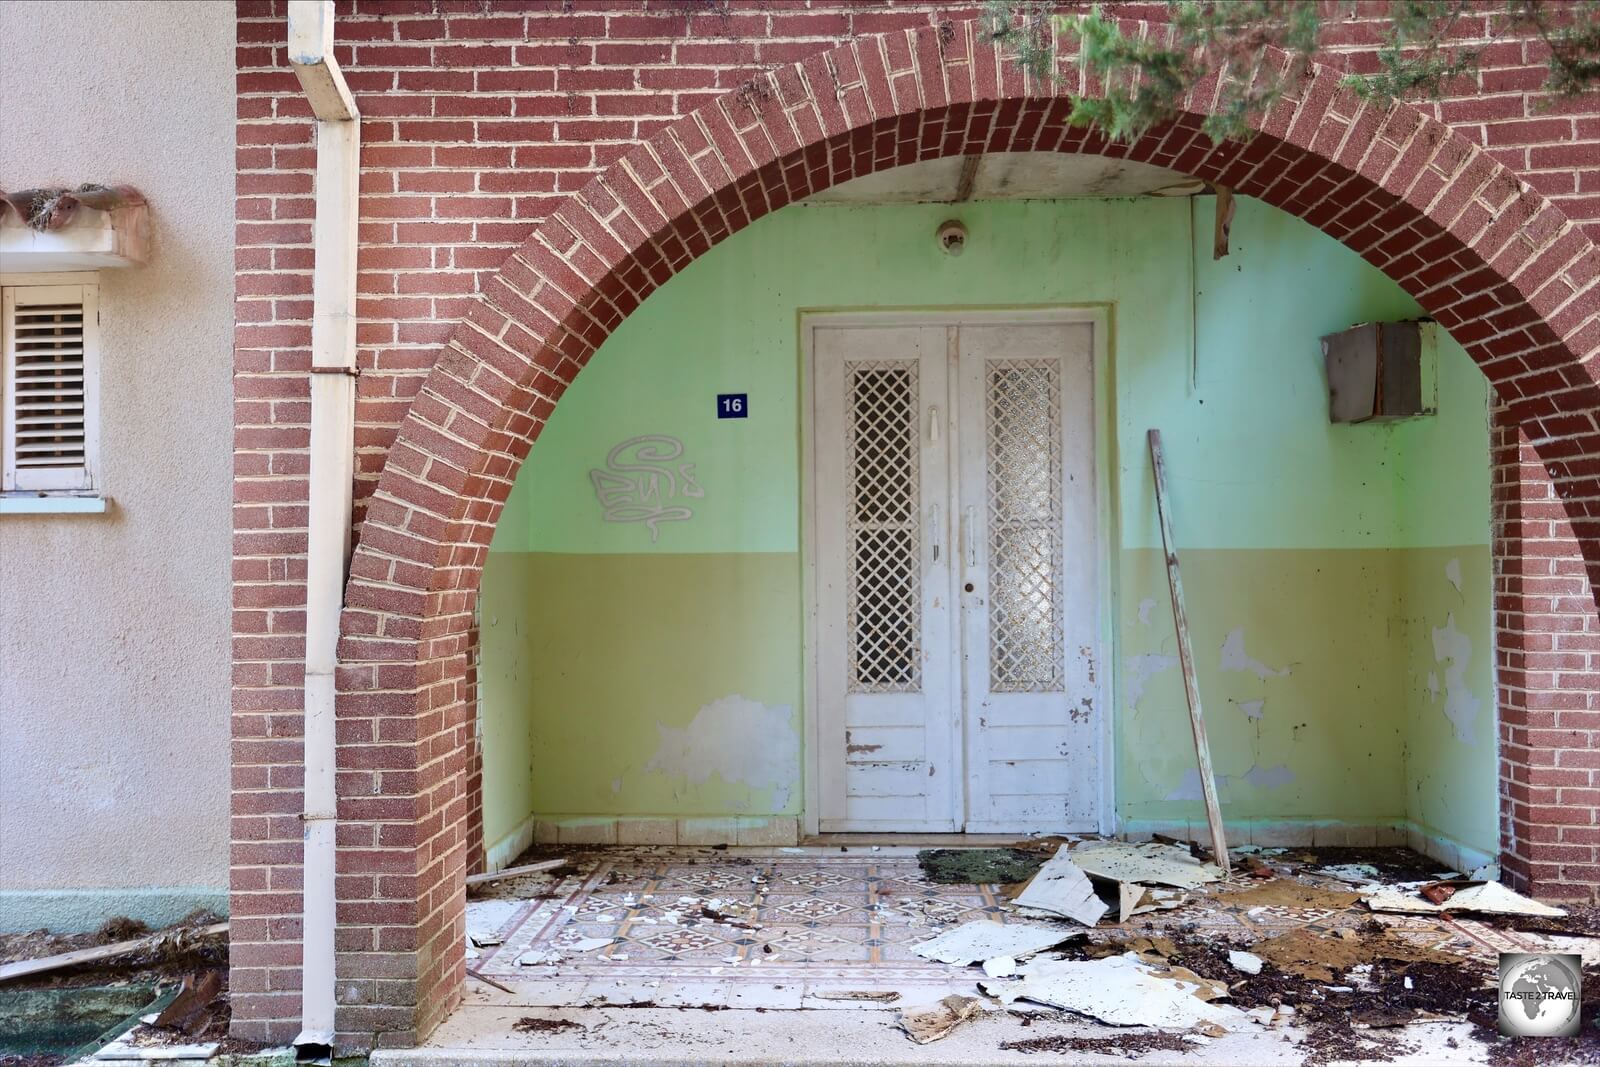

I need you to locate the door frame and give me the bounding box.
[799,306,1117,838]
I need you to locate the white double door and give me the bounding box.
[812,318,1101,834]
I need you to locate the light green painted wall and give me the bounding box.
[480,196,1496,856]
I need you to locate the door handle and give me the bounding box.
[930,504,940,562]
[964,506,977,568]
[928,405,939,444]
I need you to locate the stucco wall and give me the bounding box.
[0,0,235,930]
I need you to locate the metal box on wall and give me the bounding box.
[1322,320,1438,423]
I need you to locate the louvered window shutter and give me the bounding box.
[3,284,99,493]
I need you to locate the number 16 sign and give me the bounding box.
[717,393,748,419]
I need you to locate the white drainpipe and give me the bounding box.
[285,0,359,1059]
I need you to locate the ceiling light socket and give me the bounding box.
[937,219,967,256]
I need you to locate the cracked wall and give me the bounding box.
[1115,206,1494,853]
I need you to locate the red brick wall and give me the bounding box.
[231,1,1600,1048]
[1494,403,1600,899]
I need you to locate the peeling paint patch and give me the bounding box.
[1165,762,1294,802]
[1165,768,1211,802]
[645,695,799,807]
[1445,558,1463,595]
[1426,672,1440,701]
[1137,597,1157,626]
[1219,629,1289,681]
[1125,653,1179,709]
[1431,614,1480,745]
[1235,699,1265,721]
[1241,764,1295,789]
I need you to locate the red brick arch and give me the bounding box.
[329,17,1600,1048]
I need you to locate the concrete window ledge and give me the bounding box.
[0,495,109,515]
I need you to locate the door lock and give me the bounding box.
[964,582,975,593]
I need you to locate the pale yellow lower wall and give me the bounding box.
[480,544,1496,856]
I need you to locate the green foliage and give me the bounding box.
[1509,0,1600,98]
[1346,1,1481,103]
[982,0,1600,145]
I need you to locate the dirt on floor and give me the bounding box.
[917,848,1051,886]
[0,913,263,1067]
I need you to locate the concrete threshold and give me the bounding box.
[371,1005,1488,1067]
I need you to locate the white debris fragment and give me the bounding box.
[93,1038,220,1061]
[982,954,1246,1029]
[1362,880,1566,918]
[983,955,1019,979]
[912,919,1081,966]
[516,947,563,966]
[464,899,522,948]
[1320,864,1381,884]
[565,937,619,953]
[1067,840,1223,890]
[897,994,983,1044]
[1228,950,1264,975]
[1013,846,1109,926]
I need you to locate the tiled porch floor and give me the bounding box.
[464,844,1546,1012]
[469,846,1015,1007]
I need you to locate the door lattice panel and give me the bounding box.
[845,361,921,693]
[985,359,1065,692]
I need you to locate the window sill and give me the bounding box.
[0,495,109,514]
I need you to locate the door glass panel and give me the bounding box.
[985,359,1064,692]
[846,361,921,693]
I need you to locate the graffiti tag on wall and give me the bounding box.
[589,435,704,542]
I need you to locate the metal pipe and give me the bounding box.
[284,2,358,1060]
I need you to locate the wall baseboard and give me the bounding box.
[485,814,537,873]
[1120,817,1497,875]
[1119,818,1410,849]
[0,886,228,934]
[1401,821,1497,878]
[528,815,799,847]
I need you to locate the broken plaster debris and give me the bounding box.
[983,955,1018,978]
[810,990,900,1003]
[982,953,1246,1030]
[93,1039,220,1061]
[1227,949,1264,975]
[465,898,522,948]
[897,994,983,1044]
[1012,845,1108,926]
[1320,863,1382,884]
[911,919,1081,966]
[1068,839,1223,890]
[1362,879,1566,918]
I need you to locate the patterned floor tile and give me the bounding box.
[466,845,1530,1011]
